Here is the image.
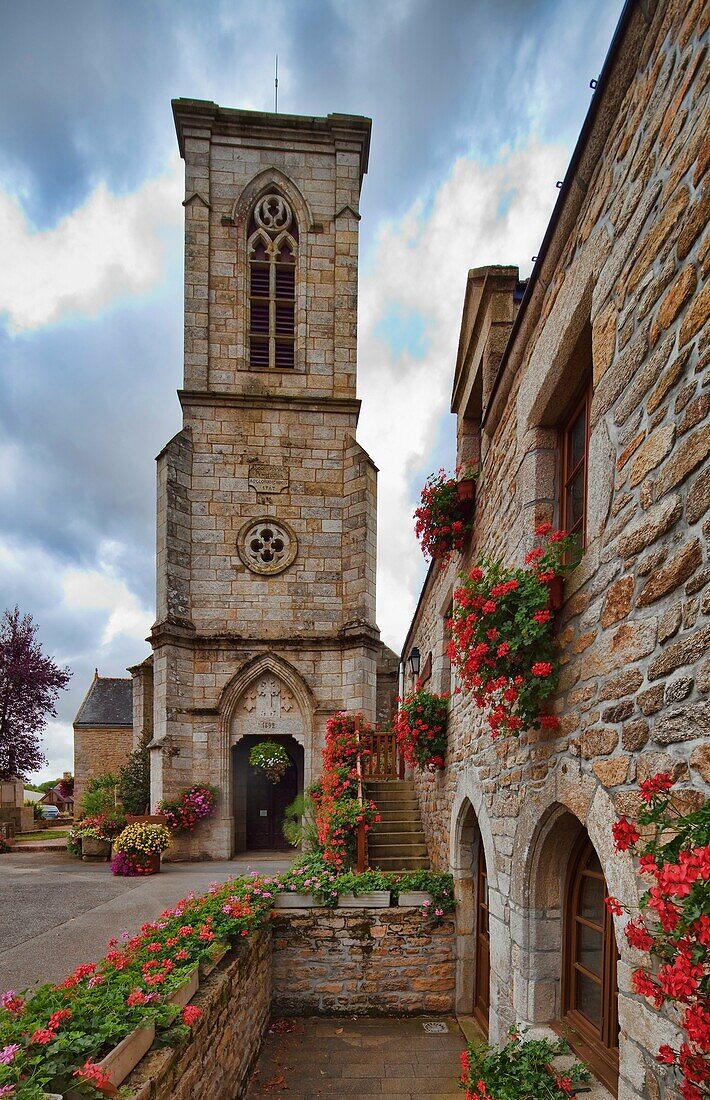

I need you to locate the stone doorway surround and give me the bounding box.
[218,654,316,857]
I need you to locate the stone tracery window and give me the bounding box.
[248,193,298,370]
[237,517,298,576]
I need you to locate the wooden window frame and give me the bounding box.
[560,379,592,550]
[473,834,490,1035]
[560,834,619,1095]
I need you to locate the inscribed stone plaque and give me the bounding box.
[249,463,289,494]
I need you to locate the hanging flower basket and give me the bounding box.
[393,688,449,771]
[249,740,291,784]
[447,524,580,739]
[414,467,478,562]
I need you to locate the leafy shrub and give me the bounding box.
[458,1027,590,1099]
[118,731,151,815]
[79,773,119,817]
[282,794,319,850]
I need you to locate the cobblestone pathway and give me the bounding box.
[245,1016,463,1098]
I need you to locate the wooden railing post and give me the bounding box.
[357,820,367,874]
[355,715,367,872]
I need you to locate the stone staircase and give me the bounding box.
[365,780,430,871]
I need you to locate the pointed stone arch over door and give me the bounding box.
[220,655,315,854]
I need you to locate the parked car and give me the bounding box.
[40,805,60,820]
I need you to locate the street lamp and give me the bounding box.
[407,647,421,678]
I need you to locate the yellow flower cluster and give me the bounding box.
[115,823,171,855]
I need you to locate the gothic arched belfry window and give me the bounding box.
[247,192,298,369]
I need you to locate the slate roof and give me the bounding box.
[73,676,133,728]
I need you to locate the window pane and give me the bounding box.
[568,406,586,469]
[579,873,604,925]
[566,471,585,530]
[577,921,603,976]
[575,970,602,1026]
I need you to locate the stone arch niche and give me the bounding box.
[219,655,315,854]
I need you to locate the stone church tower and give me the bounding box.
[132,100,397,858]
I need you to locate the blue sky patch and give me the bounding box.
[375,305,430,359]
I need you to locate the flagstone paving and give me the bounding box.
[245,1016,464,1098]
[0,849,293,992]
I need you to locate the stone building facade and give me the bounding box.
[73,673,133,810]
[132,101,397,858]
[402,1,709,1097]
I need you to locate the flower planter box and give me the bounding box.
[338,891,391,908]
[167,966,199,1007]
[199,940,229,977]
[545,575,565,612]
[99,1022,155,1087]
[60,1022,155,1097]
[456,477,477,520]
[274,892,319,908]
[397,891,434,907]
[81,836,111,861]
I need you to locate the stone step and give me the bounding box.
[367,800,418,809]
[369,856,431,871]
[368,841,430,859]
[366,781,416,792]
[372,818,422,832]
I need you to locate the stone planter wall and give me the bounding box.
[272,907,455,1016]
[123,930,271,1100]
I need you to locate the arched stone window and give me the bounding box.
[563,833,619,1091]
[247,192,298,370]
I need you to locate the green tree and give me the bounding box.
[118,731,151,815]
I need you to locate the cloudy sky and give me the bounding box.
[0,0,623,781]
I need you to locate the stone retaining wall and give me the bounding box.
[272,907,456,1015]
[125,930,271,1100]
[123,908,456,1099]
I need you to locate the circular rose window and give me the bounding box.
[237,517,297,576]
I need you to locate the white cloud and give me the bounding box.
[0,536,153,781]
[0,158,182,333]
[357,139,570,650]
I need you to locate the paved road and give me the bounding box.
[0,850,293,993]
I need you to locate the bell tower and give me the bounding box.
[139,101,396,858]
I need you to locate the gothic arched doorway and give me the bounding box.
[232,736,303,851]
[229,670,308,853]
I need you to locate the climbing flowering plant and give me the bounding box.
[309,712,381,870]
[447,524,579,738]
[157,784,217,833]
[606,776,710,1100]
[415,467,477,562]
[393,687,449,771]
